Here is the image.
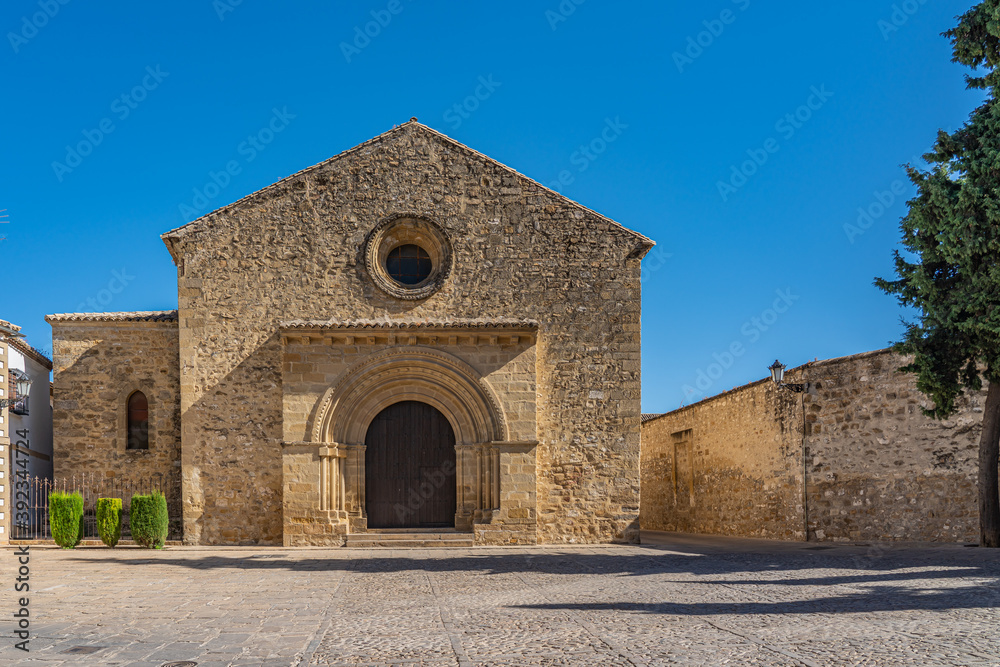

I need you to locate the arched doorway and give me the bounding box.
[364,401,457,528]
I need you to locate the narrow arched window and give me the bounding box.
[127,391,149,450]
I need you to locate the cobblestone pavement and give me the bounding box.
[2,532,999,666]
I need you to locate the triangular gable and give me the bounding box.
[161,119,654,260]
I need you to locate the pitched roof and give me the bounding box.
[0,319,22,335]
[8,337,52,370]
[46,310,179,323]
[161,120,654,251]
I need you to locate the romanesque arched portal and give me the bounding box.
[309,346,507,532]
[279,322,539,546]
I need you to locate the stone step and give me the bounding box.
[343,539,476,548]
[344,532,474,548]
[361,530,469,539]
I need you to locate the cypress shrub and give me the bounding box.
[96,498,122,548]
[49,491,84,549]
[130,491,168,549]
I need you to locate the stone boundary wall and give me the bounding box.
[640,379,806,540]
[804,350,980,542]
[641,348,983,543]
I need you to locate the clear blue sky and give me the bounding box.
[0,0,985,412]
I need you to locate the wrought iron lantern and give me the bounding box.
[768,359,805,393]
[1,368,31,410]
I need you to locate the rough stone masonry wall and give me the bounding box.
[804,350,981,543]
[641,349,984,543]
[164,122,647,545]
[49,320,182,535]
[640,381,806,540]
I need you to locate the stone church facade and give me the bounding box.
[48,121,654,546]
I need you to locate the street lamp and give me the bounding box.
[768,359,806,393]
[0,368,31,409]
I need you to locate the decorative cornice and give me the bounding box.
[280,317,538,330]
[279,318,538,348]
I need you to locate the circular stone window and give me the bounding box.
[386,244,432,285]
[365,215,453,300]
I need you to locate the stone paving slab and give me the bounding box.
[0,532,998,666]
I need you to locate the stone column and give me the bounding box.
[318,444,347,514]
[455,444,478,530]
[479,442,496,521]
[338,443,367,533]
[491,445,501,512]
[474,445,486,522]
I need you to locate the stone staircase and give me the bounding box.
[343,529,475,548]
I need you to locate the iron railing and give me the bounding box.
[11,472,182,541]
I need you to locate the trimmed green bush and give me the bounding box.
[96,498,122,548]
[130,491,168,549]
[49,491,84,549]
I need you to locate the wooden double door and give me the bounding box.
[364,401,457,528]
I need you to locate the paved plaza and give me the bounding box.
[2,532,999,666]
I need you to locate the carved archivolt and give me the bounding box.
[311,347,507,445]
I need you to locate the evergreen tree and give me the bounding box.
[876,1,1000,546]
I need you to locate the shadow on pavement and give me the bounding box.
[514,581,1000,616]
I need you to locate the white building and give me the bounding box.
[0,319,53,542]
